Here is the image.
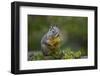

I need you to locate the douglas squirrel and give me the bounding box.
[41,25,62,56]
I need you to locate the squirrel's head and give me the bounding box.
[47,25,60,38]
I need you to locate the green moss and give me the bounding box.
[29,47,87,61]
[62,48,82,59]
[32,52,44,60]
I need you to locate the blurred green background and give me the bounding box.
[28,15,88,60]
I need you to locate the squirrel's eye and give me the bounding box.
[52,30,55,33]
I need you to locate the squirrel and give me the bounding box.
[41,25,62,56]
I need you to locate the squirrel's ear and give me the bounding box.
[50,24,53,28]
[49,25,53,31]
[54,24,57,27]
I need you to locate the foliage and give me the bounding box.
[62,48,82,59]
[32,52,44,60]
[29,48,87,61]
